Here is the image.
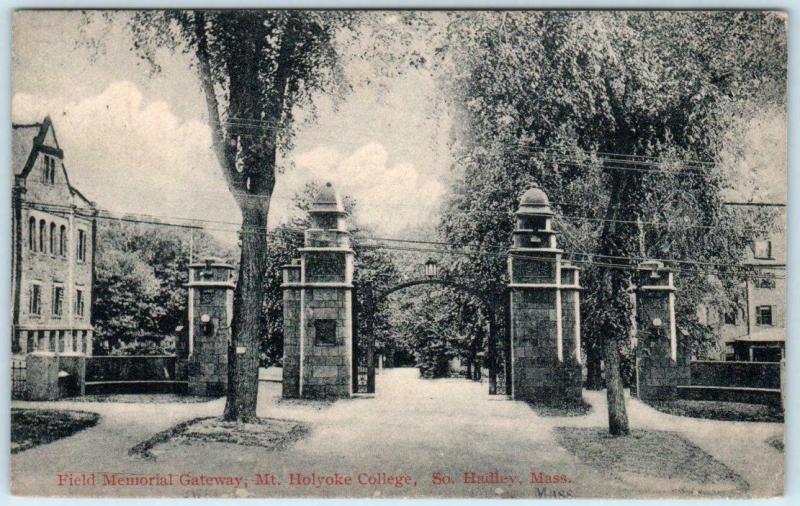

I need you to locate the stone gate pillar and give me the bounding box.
[508,185,583,404]
[282,183,354,399]
[560,262,582,365]
[187,258,235,396]
[633,260,689,400]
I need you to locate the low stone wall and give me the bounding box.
[59,354,87,396]
[688,360,780,389]
[85,355,178,382]
[25,353,61,400]
[85,355,184,395]
[677,360,782,406]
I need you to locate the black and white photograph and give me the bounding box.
[7,7,789,499]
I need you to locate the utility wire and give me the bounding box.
[21,201,784,278]
[22,197,778,235]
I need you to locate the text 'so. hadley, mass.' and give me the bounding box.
[9,8,787,500]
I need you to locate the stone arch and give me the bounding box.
[360,277,504,393]
[279,182,588,404]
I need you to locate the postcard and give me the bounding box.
[10,9,786,498]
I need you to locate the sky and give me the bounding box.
[11,11,787,247]
[11,11,451,244]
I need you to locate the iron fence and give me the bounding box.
[11,357,26,399]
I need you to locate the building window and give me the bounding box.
[59,225,67,256]
[724,343,735,361]
[75,289,85,317]
[723,309,737,326]
[39,219,46,252]
[75,289,85,318]
[52,285,64,317]
[314,319,337,346]
[77,229,87,262]
[49,222,56,254]
[756,276,776,289]
[29,283,42,316]
[751,346,782,362]
[755,305,773,326]
[42,155,56,184]
[753,240,772,259]
[28,217,36,251]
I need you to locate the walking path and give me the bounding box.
[11,368,783,498]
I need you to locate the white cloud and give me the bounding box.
[275,142,446,235]
[13,81,241,242]
[13,81,446,240]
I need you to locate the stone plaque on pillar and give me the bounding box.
[282,183,354,399]
[508,185,583,404]
[186,258,235,397]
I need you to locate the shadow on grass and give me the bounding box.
[646,400,783,423]
[130,416,310,461]
[12,408,100,454]
[554,427,748,495]
[766,435,784,452]
[526,399,593,417]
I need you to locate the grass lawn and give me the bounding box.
[554,427,747,494]
[646,399,783,423]
[11,408,100,454]
[130,416,310,460]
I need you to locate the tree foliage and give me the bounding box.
[430,11,786,434]
[93,219,235,354]
[107,10,358,420]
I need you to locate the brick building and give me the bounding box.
[701,208,786,361]
[11,117,97,357]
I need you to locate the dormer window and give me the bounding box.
[42,155,56,184]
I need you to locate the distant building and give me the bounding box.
[700,208,785,362]
[11,117,97,356]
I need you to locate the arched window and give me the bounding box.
[38,220,46,253]
[28,217,36,251]
[49,223,56,254]
[59,225,67,256]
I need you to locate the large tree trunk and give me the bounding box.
[223,204,271,422]
[191,12,289,422]
[603,338,630,435]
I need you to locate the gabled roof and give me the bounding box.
[12,122,43,177]
[12,116,95,209]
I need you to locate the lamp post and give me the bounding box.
[424,258,438,278]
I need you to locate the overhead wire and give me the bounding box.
[20,200,784,280]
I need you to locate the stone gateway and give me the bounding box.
[281,183,354,399]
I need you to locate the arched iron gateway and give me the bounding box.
[279,181,587,403]
[351,276,510,395]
